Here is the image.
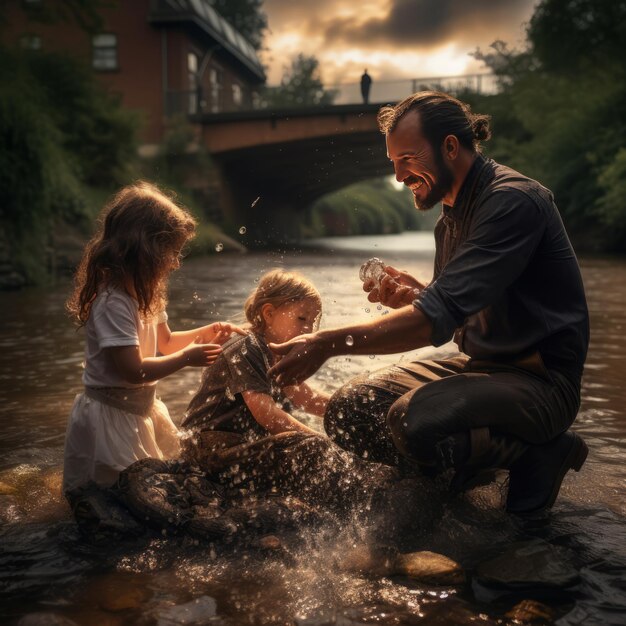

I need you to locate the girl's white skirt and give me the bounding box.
[62,392,181,494]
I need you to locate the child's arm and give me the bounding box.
[108,340,222,385]
[283,383,330,417]
[158,322,246,355]
[242,390,318,435]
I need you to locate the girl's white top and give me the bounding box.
[83,287,167,388]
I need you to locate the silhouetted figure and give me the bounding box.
[360,69,372,104]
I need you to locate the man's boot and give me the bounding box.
[506,430,588,515]
[437,428,529,493]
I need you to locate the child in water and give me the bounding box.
[63,181,243,497]
[182,269,330,439]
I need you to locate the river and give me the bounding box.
[0,231,625,625]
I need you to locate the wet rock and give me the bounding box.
[67,483,144,539]
[78,572,152,615]
[0,494,22,523]
[475,540,579,589]
[256,534,282,550]
[394,550,465,585]
[0,480,17,495]
[505,599,555,623]
[17,613,79,626]
[340,544,397,577]
[156,595,217,625]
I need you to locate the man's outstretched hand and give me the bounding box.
[268,333,328,386]
[364,265,426,309]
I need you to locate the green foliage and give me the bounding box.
[597,148,626,243]
[0,46,138,282]
[471,0,626,251]
[0,0,114,34]
[211,0,267,51]
[307,178,432,237]
[263,54,337,108]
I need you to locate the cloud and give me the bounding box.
[316,0,535,50]
[262,0,537,83]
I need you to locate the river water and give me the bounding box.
[0,231,625,625]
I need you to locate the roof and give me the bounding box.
[149,0,266,83]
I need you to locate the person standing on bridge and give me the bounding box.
[360,69,372,104]
[268,91,590,516]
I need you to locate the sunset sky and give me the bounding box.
[261,0,539,86]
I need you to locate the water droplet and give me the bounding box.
[239,226,247,235]
[377,304,382,310]
[369,354,376,359]
[345,335,354,346]
[367,389,376,401]
[365,308,370,313]
[215,242,224,252]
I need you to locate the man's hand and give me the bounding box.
[268,333,328,386]
[364,266,427,309]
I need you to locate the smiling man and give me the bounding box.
[270,91,590,516]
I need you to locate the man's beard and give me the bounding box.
[412,149,454,212]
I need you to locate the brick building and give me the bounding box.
[4,0,266,149]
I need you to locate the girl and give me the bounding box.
[182,268,330,439]
[182,269,398,514]
[63,181,243,496]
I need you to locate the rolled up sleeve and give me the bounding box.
[414,189,546,346]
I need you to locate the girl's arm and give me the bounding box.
[108,341,222,385]
[242,390,318,435]
[283,383,330,417]
[158,322,246,355]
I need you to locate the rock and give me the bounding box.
[505,599,555,623]
[394,550,465,585]
[77,573,151,614]
[257,534,282,550]
[475,540,579,589]
[156,596,217,625]
[340,544,397,577]
[0,480,17,495]
[17,613,79,626]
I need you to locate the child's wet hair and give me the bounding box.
[244,269,321,333]
[67,181,197,325]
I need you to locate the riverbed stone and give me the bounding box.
[505,599,555,623]
[156,595,217,625]
[0,480,17,495]
[394,550,465,585]
[340,544,397,576]
[17,613,79,626]
[475,540,579,589]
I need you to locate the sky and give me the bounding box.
[261,0,539,87]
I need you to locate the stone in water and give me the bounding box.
[215,243,224,252]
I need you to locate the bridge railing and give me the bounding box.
[166,72,499,117]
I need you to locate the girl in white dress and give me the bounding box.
[63,181,243,497]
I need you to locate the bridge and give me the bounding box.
[190,73,497,242]
[200,103,390,242]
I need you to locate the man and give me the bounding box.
[361,69,372,104]
[270,91,589,515]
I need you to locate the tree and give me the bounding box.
[469,0,626,251]
[0,0,114,34]
[211,0,267,51]
[263,54,336,108]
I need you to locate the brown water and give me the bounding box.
[0,232,625,625]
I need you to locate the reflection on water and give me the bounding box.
[0,232,625,624]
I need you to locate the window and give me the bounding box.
[187,52,199,114]
[92,34,117,70]
[232,82,242,107]
[209,65,223,113]
[19,35,41,50]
